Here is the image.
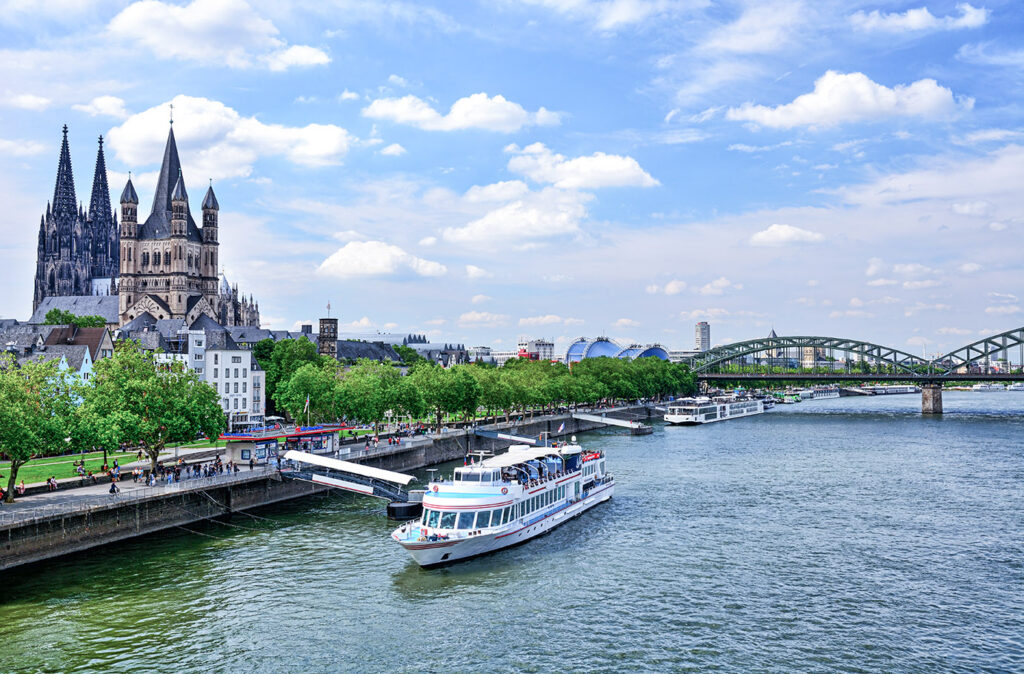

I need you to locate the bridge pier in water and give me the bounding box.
[921,385,943,414]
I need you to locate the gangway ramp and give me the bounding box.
[572,412,653,435]
[282,450,416,503]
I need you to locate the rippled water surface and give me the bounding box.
[2,392,1023,672]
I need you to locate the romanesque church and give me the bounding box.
[33,124,260,328]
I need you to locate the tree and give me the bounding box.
[408,364,479,431]
[275,361,343,424]
[267,338,324,415]
[0,353,81,501]
[81,341,226,473]
[393,344,426,365]
[43,308,106,328]
[339,359,424,431]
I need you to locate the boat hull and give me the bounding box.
[396,481,614,567]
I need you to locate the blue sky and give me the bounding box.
[2,0,1024,357]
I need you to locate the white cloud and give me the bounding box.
[938,327,973,335]
[442,187,589,246]
[418,236,437,247]
[865,257,885,276]
[698,277,742,295]
[458,311,509,328]
[363,92,559,133]
[867,278,898,287]
[664,279,687,295]
[339,90,360,101]
[850,297,864,307]
[989,221,1008,232]
[519,0,678,30]
[953,128,1024,145]
[471,294,491,305]
[985,305,1021,315]
[343,316,376,330]
[379,143,406,156]
[850,3,988,33]
[903,280,941,289]
[463,180,529,203]
[728,141,793,153]
[749,223,824,246]
[959,262,982,273]
[388,74,408,87]
[951,200,991,216]
[317,240,446,279]
[829,309,875,318]
[465,265,491,279]
[893,263,934,276]
[72,95,128,119]
[988,292,1018,303]
[613,318,640,328]
[107,95,353,180]
[505,142,658,189]
[0,138,47,156]
[957,42,1024,68]
[108,0,329,71]
[726,71,970,129]
[4,93,50,110]
[700,2,805,55]
[519,314,564,327]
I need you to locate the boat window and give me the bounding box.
[502,507,510,524]
[462,472,480,483]
[421,509,430,525]
[427,510,440,528]
[475,510,492,528]
[439,511,456,529]
[457,512,474,529]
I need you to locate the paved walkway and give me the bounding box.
[0,466,277,525]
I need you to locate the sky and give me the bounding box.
[2,0,1023,359]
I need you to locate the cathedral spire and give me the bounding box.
[52,124,77,216]
[151,124,185,219]
[88,135,112,225]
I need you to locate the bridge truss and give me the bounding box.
[683,328,1024,381]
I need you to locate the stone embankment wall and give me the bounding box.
[1,405,657,571]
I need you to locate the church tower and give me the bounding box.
[87,135,119,286]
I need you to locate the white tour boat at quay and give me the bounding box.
[664,396,764,425]
[972,383,1006,391]
[391,439,613,567]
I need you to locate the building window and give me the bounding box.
[234,382,239,394]
[213,382,218,393]
[242,382,247,393]
[196,367,203,375]
[222,398,229,409]
[214,354,219,365]
[213,368,218,378]
[233,398,239,410]
[242,399,247,410]
[194,353,203,360]
[231,356,241,363]
[196,340,203,347]
[234,368,239,378]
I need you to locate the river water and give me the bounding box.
[1,392,1022,672]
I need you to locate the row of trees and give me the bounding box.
[0,343,225,502]
[264,339,697,432]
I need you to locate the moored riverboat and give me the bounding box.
[391,439,613,567]
[664,395,764,425]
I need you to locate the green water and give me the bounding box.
[1,392,1022,672]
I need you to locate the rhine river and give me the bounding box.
[1,392,1022,672]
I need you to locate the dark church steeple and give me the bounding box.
[52,125,77,216]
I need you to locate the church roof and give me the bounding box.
[88,136,112,225]
[120,176,139,204]
[171,169,188,202]
[336,340,400,362]
[52,125,78,217]
[768,327,778,338]
[120,312,157,333]
[29,296,120,325]
[202,184,219,210]
[140,126,202,243]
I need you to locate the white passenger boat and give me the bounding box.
[811,386,840,400]
[1007,382,1024,391]
[664,396,764,425]
[972,383,1006,391]
[391,440,613,567]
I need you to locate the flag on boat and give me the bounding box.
[557,422,565,433]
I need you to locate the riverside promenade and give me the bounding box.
[0,404,660,571]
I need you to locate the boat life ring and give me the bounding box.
[501,487,509,495]
[432,485,439,492]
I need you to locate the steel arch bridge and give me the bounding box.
[682,328,1024,380]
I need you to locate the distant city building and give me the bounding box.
[318,318,338,358]
[695,321,711,351]
[517,338,556,361]
[468,346,495,364]
[564,337,669,364]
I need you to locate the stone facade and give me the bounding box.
[116,125,259,327]
[33,127,119,312]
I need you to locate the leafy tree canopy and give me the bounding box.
[43,308,107,328]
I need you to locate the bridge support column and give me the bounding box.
[921,384,943,414]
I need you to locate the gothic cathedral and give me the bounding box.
[33,124,260,328]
